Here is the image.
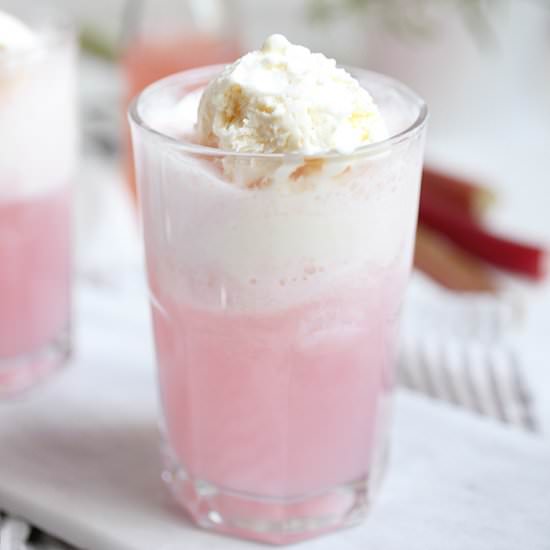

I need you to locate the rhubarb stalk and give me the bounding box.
[419,192,547,280]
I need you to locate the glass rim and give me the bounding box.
[128,64,428,161]
[0,16,74,67]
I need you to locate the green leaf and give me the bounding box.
[79,26,119,62]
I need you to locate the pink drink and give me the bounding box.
[0,18,77,396]
[130,66,427,543]
[153,276,401,497]
[0,187,71,358]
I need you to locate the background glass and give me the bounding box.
[0,7,77,396]
[121,0,241,200]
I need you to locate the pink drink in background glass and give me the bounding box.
[0,16,77,396]
[122,34,240,200]
[0,188,71,357]
[130,66,427,543]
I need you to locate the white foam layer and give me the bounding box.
[0,33,77,201]
[141,145,421,311]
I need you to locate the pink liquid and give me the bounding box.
[0,185,71,360]
[151,277,400,499]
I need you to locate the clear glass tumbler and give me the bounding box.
[129,65,427,544]
[0,8,77,396]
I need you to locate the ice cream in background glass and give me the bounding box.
[0,10,77,396]
[129,35,427,543]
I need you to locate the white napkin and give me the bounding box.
[1,282,549,550]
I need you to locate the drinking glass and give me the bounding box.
[129,65,427,544]
[121,0,241,200]
[0,6,77,396]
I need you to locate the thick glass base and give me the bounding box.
[162,445,387,545]
[0,326,71,398]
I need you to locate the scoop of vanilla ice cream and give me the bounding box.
[0,11,36,52]
[197,34,388,156]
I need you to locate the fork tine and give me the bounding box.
[486,350,510,425]
[469,301,516,426]
[398,337,434,397]
[461,346,487,417]
[438,341,461,406]
[417,340,439,399]
[507,348,538,432]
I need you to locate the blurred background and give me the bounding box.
[4,0,549,421]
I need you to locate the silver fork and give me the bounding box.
[398,337,537,432]
[398,292,538,432]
